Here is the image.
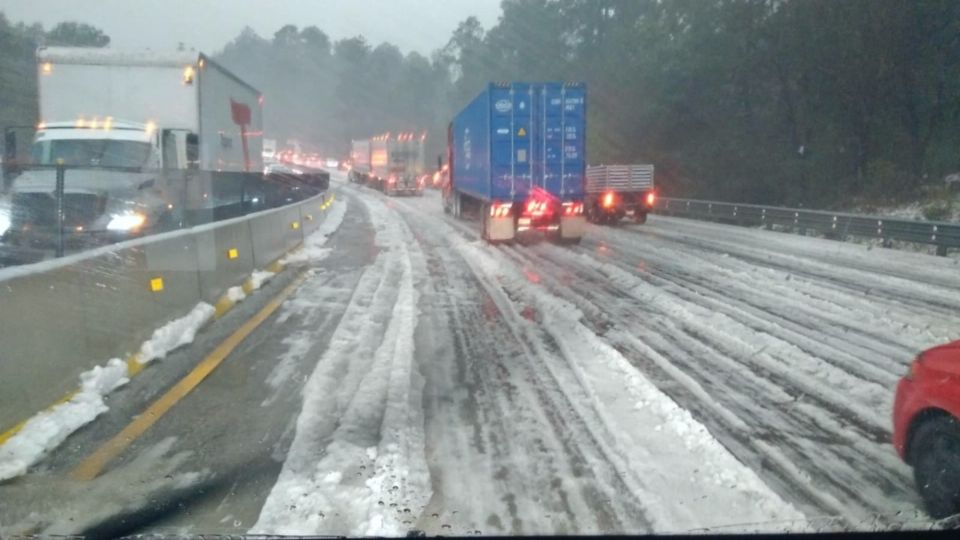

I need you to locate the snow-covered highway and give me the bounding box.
[2,172,957,536]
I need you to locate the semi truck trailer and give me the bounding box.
[442,82,587,244]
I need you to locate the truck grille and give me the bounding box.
[11,193,107,229]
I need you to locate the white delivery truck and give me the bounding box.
[1,46,264,255]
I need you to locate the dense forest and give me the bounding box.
[2,1,958,209]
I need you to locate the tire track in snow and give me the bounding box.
[252,191,430,536]
[508,242,917,522]
[398,194,941,527]
[375,188,651,534]
[386,193,804,533]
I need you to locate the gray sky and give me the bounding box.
[0,0,502,55]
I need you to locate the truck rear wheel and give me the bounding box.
[635,212,648,224]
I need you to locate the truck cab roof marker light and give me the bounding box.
[183,65,195,85]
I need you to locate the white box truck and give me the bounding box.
[1,46,264,257]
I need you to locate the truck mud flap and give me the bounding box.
[558,215,586,243]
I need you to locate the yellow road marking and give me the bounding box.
[213,294,236,319]
[70,271,309,481]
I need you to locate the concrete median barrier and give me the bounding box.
[0,192,329,435]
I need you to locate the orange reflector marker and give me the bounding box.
[149,277,164,292]
[227,248,239,260]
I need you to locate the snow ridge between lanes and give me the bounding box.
[253,192,430,536]
[453,238,807,533]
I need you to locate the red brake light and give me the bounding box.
[562,201,584,216]
[602,191,616,209]
[646,192,656,206]
[490,202,512,218]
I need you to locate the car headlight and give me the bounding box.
[107,212,147,232]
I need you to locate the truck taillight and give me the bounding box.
[388,175,396,184]
[525,200,549,217]
[646,192,656,206]
[602,191,616,209]
[490,202,512,218]
[562,201,584,216]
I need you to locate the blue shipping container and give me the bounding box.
[450,82,586,204]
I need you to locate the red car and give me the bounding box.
[893,340,960,518]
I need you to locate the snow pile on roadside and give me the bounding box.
[281,196,348,265]
[137,302,215,365]
[226,285,246,303]
[456,240,808,533]
[0,359,128,481]
[0,301,215,481]
[249,270,276,290]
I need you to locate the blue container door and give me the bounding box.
[540,83,586,200]
[489,83,535,201]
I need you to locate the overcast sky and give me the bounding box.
[0,0,502,55]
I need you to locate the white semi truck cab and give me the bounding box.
[31,120,197,170]
[0,46,263,258]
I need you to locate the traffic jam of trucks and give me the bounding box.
[344,81,658,244]
[348,132,427,196]
[1,52,659,260]
[0,46,265,260]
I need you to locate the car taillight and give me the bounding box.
[602,191,616,209]
[646,192,656,206]
[490,202,512,218]
[388,175,396,184]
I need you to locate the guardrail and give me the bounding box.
[0,190,334,435]
[654,197,960,256]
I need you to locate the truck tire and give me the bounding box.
[635,212,648,225]
[909,415,960,519]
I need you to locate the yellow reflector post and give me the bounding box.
[150,277,164,292]
[227,248,239,260]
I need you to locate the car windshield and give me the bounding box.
[1,0,959,538]
[32,138,152,168]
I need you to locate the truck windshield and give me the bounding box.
[31,139,152,168]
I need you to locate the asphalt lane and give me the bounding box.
[0,191,375,536]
